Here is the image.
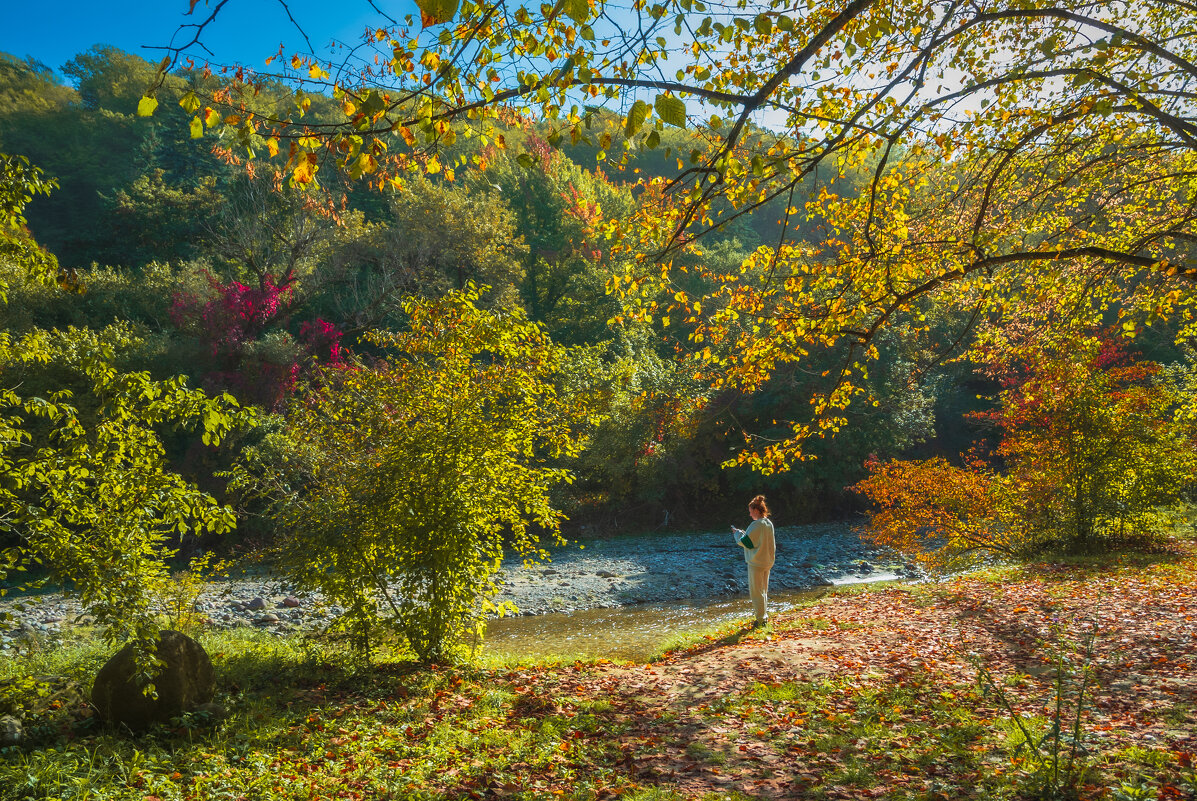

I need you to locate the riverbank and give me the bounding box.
[493,521,916,616]
[1,522,912,652]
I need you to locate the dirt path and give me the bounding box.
[519,550,1197,798]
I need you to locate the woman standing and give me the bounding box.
[732,495,776,627]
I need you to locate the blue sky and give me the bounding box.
[0,1,413,80]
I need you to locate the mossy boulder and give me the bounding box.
[91,630,214,730]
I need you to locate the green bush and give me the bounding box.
[244,289,599,662]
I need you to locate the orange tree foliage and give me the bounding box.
[856,330,1197,565]
[974,330,1197,553]
[851,455,1011,571]
[148,0,1197,469]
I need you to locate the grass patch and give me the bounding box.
[644,619,758,661]
[0,629,636,801]
[826,578,908,596]
[618,789,685,801]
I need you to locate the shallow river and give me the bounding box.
[1,523,915,657]
[482,581,894,662]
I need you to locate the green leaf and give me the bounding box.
[415,0,460,25]
[754,14,772,34]
[559,0,589,24]
[361,90,387,116]
[625,99,649,137]
[655,94,686,128]
[189,116,203,139]
[137,95,159,117]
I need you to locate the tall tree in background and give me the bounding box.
[153,0,1197,471]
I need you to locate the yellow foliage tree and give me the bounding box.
[152,0,1197,468]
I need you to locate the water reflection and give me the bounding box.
[482,587,831,663]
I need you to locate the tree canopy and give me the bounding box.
[151,0,1196,469]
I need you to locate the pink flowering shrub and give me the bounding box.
[171,275,290,357]
[172,274,344,410]
[298,318,344,365]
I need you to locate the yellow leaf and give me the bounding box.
[355,153,377,175]
[417,0,461,26]
[293,154,318,184]
[136,95,158,117]
[559,0,590,24]
[178,92,201,114]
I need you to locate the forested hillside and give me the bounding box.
[0,46,954,538]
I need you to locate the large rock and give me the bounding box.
[91,630,215,730]
[0,715,22,746]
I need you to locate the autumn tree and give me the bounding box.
[851,454,1010,571]
[974,330,1197,553]
[150,0,1196,470]
[855,328,1197,565]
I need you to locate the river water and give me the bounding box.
[482,578,904,663]
[1,523,917,658]
[480,589,819,662]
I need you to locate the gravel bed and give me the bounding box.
[0,522,918,653]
